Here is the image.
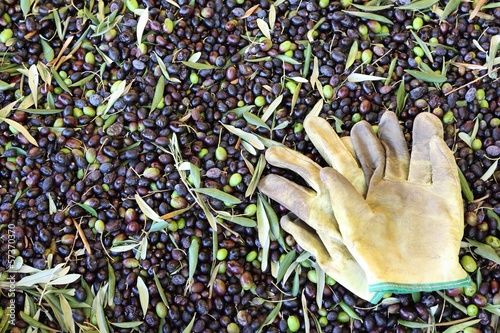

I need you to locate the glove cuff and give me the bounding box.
[368,275,472,293]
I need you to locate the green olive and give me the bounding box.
[287,315,301,332]
[460,255,477,273]
[412,17,424,30]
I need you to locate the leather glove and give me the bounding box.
[259,115,387,303]
[321,111,471,293]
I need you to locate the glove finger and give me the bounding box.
[320,167,372,238]
[429,136,460,190]
[378,111,410,181]
[265,145,322,193]
[258,174,315,222]
[351,121,385,184]
[304,117,365,193]
[281,214,375,302]
[408,112,444,184]
[340,136,355,156]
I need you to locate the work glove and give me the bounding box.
[259,115,387,303]
[321,111,471,293]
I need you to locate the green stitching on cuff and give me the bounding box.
[369,291,387,304]
[368,275,472,293]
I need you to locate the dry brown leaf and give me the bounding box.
[72,218,92,254]
[469,0,487,20]
[237,4,260,19]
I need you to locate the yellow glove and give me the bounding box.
[321,111,471,293]
[259,116,385,302]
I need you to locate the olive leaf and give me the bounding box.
[487,35,500,79]
[261,94,283,122]
[0,117,39,147]
[20,311,59,332]
[155,52,181,83]
[135,193,163,222]
[182,314,196,333]
[256,296,282,333]
[136,7,149,45]
[59,294,75,333]
[457,166,474,202]
[276,250,296,283]
[466,238,500,265]
[257,18,271,40]
[107,262,116,307]
[302,291,310,333]
[347,73,386,82]
[137,276,149,318]
[313,261,325,308]
[398,0,438,10]
[481,159,499,181]
[151,75,165,113]
[287,76,309,83]
[396,78,406,116]
[110,321,144,328]
[410,30,433,63]
[343,10,393,25]
[256,195,271,272]
[276,54,301,65]
[188,51,202,63]
[153,270,169,308]
[397,320,433,329]
[21,0,33,17]
[346,40,358,71]
[441,319,482,333]
[50,67,72,94]
[181,61,218,70]
[351,3,393,11]
[435,291,467,315]
[404,69,447,83]
[185,238,199,295]
[269,4,276,28]
[218,213,257,227]
[440,0,461,22]
[303,42,312,78]
[69,72,96,87]
[192,187,242,205]
[94,284,110,333]
[245,154,266,197]
[221,123,265,150]
[74,202,97,217]
[244,111,270,130]
[0,79,14,91]
[339,301,363,322]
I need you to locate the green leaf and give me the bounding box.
[276,54,301,65]
[69,72,96,87]
[343,10,393,25]
[467,238,500,265]
[137,276,149,318]
[404,69,447,83]
[185,238,199,294]
[457,166,474,202]
[107,261,116,307]
[226,105,255,117]
[0,117,38,147]
[313,261,325,308]
[481,159,498,181]
[182,313,196,333]
[396,78,406,116]
[221,123,265,150]
[256,296,282,333]
[440,0,461,22]
[192,187,242,205]
[151,75,165,113]
[245,154,266,198]
[435,290,467,315]
[276,250,296,283]
[50,67,71,94]
[153,269,169,309]
[59,294,75,333]
[40,38,55,62]
[397,320,432,329]
[74,202,97,217]
[244,111,270,130]
[19,311,58,332]
[28,64,39,108]
[21,0,32,17]
[256,18,271,40]
[218,214,257,227]
[410,30,433,63]
[0,79,14,91]
[302,291,310,333]
[487,35,500,79]
[110,321,143,328]
[135,193,163,222]
[351,3,393,11]
[136,7,149,45]
[339,301,363,322]
[256,195,271,272]
[181,61,218,70]
[261,94,283,122]
[347,73,386,82]
[346,40,358,71]
[398,0,439,10]
[441,318,481,333]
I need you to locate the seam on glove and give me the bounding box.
[368,275,472,293]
